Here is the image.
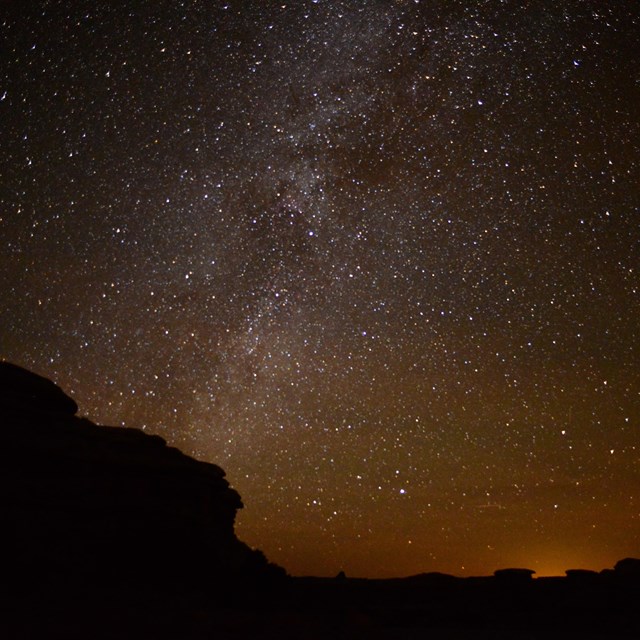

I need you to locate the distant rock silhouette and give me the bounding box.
[614,557,640,577]
[1,361,284,591]
[566,569,600,582]
[493,568,536,583]
[404,571,458,586]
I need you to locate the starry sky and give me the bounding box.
[2,0,639,578]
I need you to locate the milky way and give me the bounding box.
[2,1,639,577]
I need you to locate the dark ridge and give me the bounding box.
[1,361,285,595]
[566,568,600,581]
[493,567,536,582]
[0,361,79,415]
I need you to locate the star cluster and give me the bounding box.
[1,0,638,577]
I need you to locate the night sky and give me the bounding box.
[2,1,639,578]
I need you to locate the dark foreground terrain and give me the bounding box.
[4,568,640,639]
[1,362,638,639]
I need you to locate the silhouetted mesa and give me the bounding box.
[1,361,284,591]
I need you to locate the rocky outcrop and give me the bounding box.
[0,361,282,589]
[0,360,78,415]
[493,568,536,583]
[614,558,640,578]
[566,569,600,582]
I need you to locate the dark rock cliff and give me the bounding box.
[0,361,282,590]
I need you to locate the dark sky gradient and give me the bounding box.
[2,1,639,577]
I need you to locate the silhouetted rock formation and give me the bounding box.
[1,361,283,592]
[566,568,600,582]
[0,360,78,415]
[403,571,458,586]
[614,557,640,577]
[493,568,536,583]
